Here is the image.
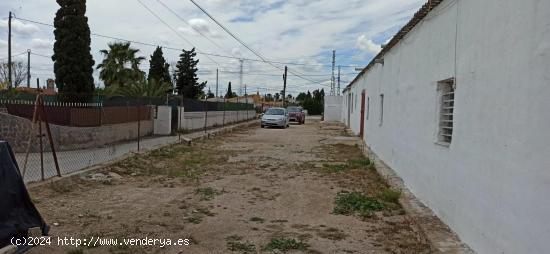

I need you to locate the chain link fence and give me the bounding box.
[0,94,257,183]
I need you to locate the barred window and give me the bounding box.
[437,78,455,145]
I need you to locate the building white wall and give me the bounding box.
[324,95,343,122]
[342,0,550,253]
[182,110,256,131]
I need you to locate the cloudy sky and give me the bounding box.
[0,0,424,96]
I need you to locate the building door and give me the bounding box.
[360,91,366,138]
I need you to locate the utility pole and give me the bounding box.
[282,66,287,108]
[27,49,31,88]
[337,65,341,96]
[331,50,336,95]
[8,12,13,88]
[215,68,219,97]
[239,59,244,96]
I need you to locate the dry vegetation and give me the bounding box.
[27,120,430,254]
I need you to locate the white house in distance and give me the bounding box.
[337,0,550,253]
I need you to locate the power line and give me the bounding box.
[155,0,230,55]
[13,16,351,68]
[187,0,267,62]
[30,52,52,58]
[136,0,220,65]
[0,51,27,61]
[185,0,333,85]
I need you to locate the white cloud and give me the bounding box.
[31,38,53,49]
[178,18,220,38]
[356,35,381,54]
[0,0,424,91]
[0,39,7,48]
[0,19,40,36]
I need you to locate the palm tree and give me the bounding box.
[97,42,145,87]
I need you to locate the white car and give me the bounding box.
[261,108,290,128]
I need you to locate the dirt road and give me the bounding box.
[28,117,430,254]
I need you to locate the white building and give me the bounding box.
[340,0,550,253]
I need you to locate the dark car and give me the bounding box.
[287,106,305,124]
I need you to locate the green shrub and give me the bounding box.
[333,191,384,217]
[380,189,402,203]
[264,238,309,252]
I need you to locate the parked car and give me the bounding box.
[261,108,289,128]
[287,106,305,124]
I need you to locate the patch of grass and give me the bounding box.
[168,167,201,179]
[195,187,221,201]
[333,191,385,218]
[322,163,347,172]
[347,157,371,169]
[379,189,402,203]
[250,217,265,223]
[149,145,191,159]
[264,237,309,252]
[226,235,256,253]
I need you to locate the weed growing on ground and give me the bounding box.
[226,235,256,253]
[347,157,372,169]
[195,187,221,201]
[333,191,385,218]
[380,188,402,203]
[149,145,191,159]
[321,156,372,173]
[322,163,347,172]
[264,237,309,252]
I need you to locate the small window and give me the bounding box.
[366,97,370,120]
[379,94,384,126]
[437,78,455,145]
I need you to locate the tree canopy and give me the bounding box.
[298,89,324,115]
[148,47,171,85]
[174,48,206,98]
[97,42,145,88]
[225,82,237,98]
[52,0,95,102]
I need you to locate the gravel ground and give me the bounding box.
[27,117,431,254]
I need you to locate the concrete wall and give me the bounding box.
[181,110,256,131]
[323,95,343,122]
[0,112,153,153]
[154,106,172,135]
[341,0,550,253]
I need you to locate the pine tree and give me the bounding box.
[148,47,171,84]
[173,48,206,98]
[52,0,95,102]
[207,88,215,98]
[225,82,235,98]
